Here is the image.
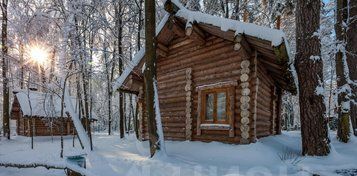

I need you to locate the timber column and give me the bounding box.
[185,68,193,140]
[240,59,251,144]
[138,86,144,140]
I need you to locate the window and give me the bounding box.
[202,89,228,124]
[196,81,237,137]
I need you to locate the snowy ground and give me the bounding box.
[0,131,356,176]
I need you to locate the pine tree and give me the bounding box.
[295,0,330,156]
[345,0,357,136]
[144,0,160,157]
[335,0,350,143]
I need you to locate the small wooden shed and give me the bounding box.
[11,89,76,136]
[114,0,296,144]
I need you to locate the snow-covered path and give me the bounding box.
[0,131,356,176]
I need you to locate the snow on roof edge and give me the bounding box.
[174,7,285,47]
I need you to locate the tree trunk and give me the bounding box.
[335,0,350,143]
[145,0,160,157]
[134,100,139,139]
[137,0,143,50]
[2,0,10,140]
[233,0,240,20]
[103,30,112,135]
[115,1,125,139]
[243,0,248,22]
[225,0,229,18]
[19,42,24,89]
[188,0,200,11]
[346,0,357,136]
[295,0,330,156]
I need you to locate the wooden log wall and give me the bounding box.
[17,117,75,136]
[255,63,277,138]
[138,33,279,143]
[158,68,188,140]
[139,35,255,143]
[11,96,76,137]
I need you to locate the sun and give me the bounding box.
[28,44,50,66]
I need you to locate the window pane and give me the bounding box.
[205,93,214,120]
[217,92,227,121]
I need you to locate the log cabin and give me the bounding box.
[11,89,76,136]
[113,0,297,144]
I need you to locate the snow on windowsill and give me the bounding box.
[200,123,231,130]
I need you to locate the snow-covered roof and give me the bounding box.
[14,90,76,118]
[173,2,285,46]
[113,0,294,92]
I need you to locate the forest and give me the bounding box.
[0,0,356,176]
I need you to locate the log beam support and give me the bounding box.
[234,34,252,54]
[185,22,205,44]
[185,68,193,140]
[240,58,251,144]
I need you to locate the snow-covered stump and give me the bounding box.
[240,59,251,144]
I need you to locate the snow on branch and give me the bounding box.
[0,162,95,176]
[64,88,91,151]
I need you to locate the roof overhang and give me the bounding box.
[113,0,297,94]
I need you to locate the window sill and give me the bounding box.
[200,123,231,130]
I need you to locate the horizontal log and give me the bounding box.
[194,55,242,72]
[158,80,186,90]
[192,135,239,143]
[166,41,202,58]
[158,45,231,69]
[161,111,186,117]
[256,132,272,138]
[163,127,186,133]
[159,43,233,71]
[162,116,186,122]
[162,122,186,128]
[169,37,192,50]
[157,69,186,82]
[158,90,186,99]
[158,76,187,86]
[160,101,187,109]
[255,120,272,127]
[194,70,241,83]
[165,136,186,141]
[158,84,186,94]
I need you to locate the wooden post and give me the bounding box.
[197,90,202,136]
[185,68,192,140]
[240,59,251,144]
[138,86,144,140]
[253,51,259,140]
